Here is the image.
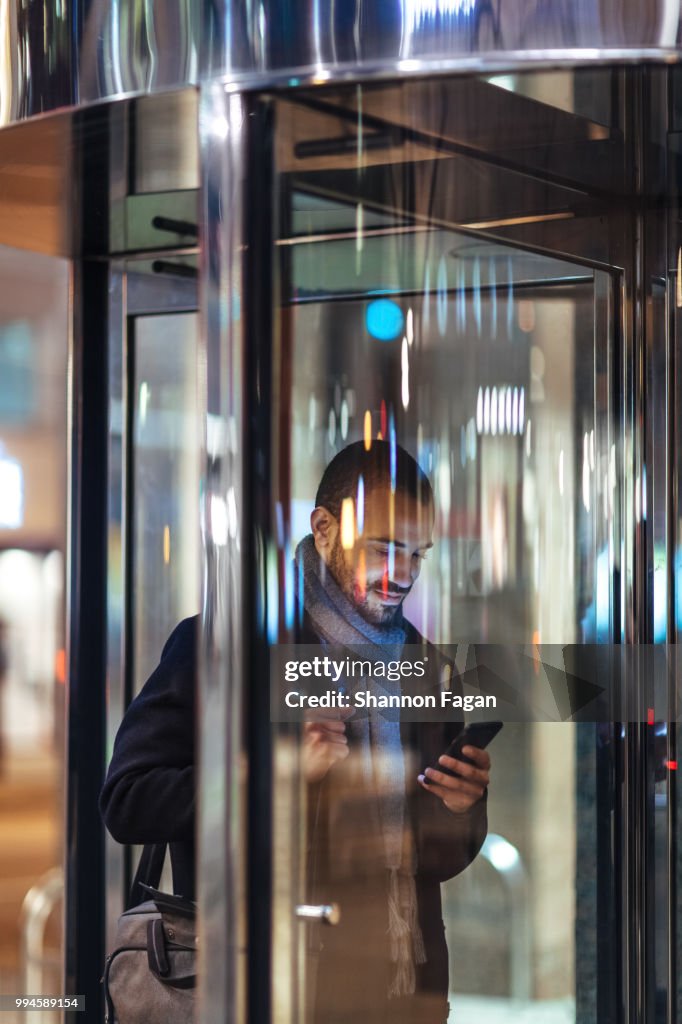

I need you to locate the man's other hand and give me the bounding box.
[417,745,490,814]
[303,714,350,783]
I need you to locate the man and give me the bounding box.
[293,441,489,1024]
[100,440,490,1023]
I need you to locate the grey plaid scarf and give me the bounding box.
[295,534,427,997]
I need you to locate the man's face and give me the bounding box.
[313,485,434,626]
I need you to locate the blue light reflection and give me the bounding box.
[366,299,404,341]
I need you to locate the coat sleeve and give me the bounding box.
[99,616,197,845]
[410,651,488,883]
[413,778,488,883]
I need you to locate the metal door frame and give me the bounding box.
[197,65,678,1024]
[103,257,199,950]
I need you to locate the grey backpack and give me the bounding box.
[102,845,197,1024]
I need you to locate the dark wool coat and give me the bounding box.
[99,617,197,901]
[302,612,487,1024]
[100,615,488,1024]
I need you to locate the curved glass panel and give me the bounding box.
[251,69,630,1024]
[132,311,200,688]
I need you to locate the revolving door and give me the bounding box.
[198,66,681,1024]
[12,53,679,1024]
[4,2,682,1022]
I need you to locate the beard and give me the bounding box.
[328,538,409,626]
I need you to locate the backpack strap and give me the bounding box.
[127,843,167,909]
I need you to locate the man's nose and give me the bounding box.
[392,551,417,587]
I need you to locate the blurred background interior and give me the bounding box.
[0,248,68,1019]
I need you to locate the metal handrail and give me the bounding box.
[19,867,64,1012]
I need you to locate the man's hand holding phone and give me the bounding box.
[418,745,491,813]
[417,721,501,814]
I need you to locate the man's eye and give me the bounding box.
[374,547,390,557]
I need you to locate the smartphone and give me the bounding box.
[427,720,503,778]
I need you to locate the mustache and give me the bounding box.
[368,582,412,597]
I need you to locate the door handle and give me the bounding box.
[295,903,341,926]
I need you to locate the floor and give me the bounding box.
[0,746,62,1024]
[450,995,575,1022]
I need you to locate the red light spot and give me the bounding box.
[55,648,66,685]
[380,400,387,437]
[356,550,367,601]
[382,566,389,598]
[647,708,655,725]
[667,760,678,771]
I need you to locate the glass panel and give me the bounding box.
[132,312,200,688]
[0,247,68,1023]
[260,69,627,1024]
[133,91,199,195]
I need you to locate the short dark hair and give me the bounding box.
[315,440,433,519]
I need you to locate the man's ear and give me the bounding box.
[311,506,338,555]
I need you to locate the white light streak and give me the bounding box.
[340,399,349,439]
[209,496,228,546]
[589,429,595,471]
[226,487,238,539]
[582,433,591,513]
[635,474,641,523]
[405,0,476,33]
[0,457,23,527]
[642,465,647,521]
[401,337,410,409]
[467,418,477,461]
[437,254,448,336]
[406,308,414,346]
[357,476,365,534]
[139,382,151,425]
[475,385,526,436]
[438,458,451,517]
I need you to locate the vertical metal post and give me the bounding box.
[64,256,109,1021]
[244,94,276,1024]
[627,65,651,1024]
[63,104,111,1023]
[623,64,666,1024]
[103,261,130,950]
[197,82,249,1024]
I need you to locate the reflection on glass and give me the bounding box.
[133,313,200,688]
[263,70,626,1024]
